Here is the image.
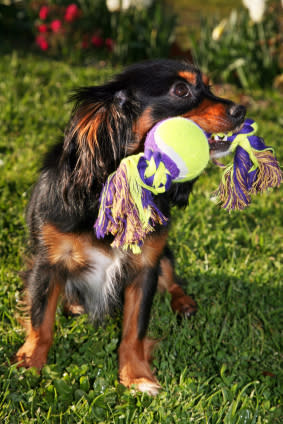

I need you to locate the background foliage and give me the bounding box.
[1,0,282,88]
[192,3,282,88]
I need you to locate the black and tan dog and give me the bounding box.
[14,60,246,395]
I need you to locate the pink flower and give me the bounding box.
[91,35,104,47]
[38,24,48,33]
[105,38,114,51]
[50,20,62,33]
[64,4,80,22]
[36,35,49,51]
[39,5,49,20]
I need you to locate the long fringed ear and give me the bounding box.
[63,85,139,191]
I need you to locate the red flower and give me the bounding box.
[64,4,80,22]
[38,24,48,33]
[105,38,114,51]
[39,5,49,20]
[91,35,104,48]
[36,35,49,51]
[81,40,89,49]
[50,20,62,33]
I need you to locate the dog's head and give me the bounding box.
[65,59,246,188]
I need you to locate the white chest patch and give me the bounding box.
[65,246,125,320]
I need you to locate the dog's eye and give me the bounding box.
[173,82,190,98]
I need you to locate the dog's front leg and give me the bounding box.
[14,260,61,370]
[119,267,161,395]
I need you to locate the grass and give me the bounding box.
[0,52,282,424]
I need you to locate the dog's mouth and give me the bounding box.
[207,124,243,159]
[208,135,231,159]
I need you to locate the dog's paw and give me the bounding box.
[13,342,48,371]
[121,376,161,396]
[132,378,161,396]
[171,289,197,318]
[119,362,161,395]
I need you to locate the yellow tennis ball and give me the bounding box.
[145,117,210,181]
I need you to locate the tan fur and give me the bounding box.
[119,283,160,394]
[15,283,61,370]
[183,99,231,133]
[132,107,154,145]
[179,70,197,85]
[42,224,91,271]
[138,231,168,268]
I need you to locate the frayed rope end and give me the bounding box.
[94,155,168,253]
[214,130,282,211]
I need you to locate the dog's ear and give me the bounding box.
[64,84,140,190]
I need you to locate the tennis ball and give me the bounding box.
[145,117,210,182]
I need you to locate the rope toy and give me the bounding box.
[94,117,281,253]
[209,118,282,210]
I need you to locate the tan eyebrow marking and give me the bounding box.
[178,71,197,85]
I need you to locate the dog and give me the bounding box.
[14,59,246,395]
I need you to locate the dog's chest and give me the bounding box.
[65,245,126,319]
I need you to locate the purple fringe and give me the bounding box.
[216,135,282,210]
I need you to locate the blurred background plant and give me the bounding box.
[191,1,282,88]
[30,1,112,62]
[108,0,176,63]
[0,0,33,47]
[1,0,175,64]
[0,0,282,89]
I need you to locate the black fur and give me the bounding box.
[138,266,160,340]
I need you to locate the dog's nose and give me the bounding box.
[228,104,246,121]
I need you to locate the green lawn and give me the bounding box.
[0,53,282,423]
